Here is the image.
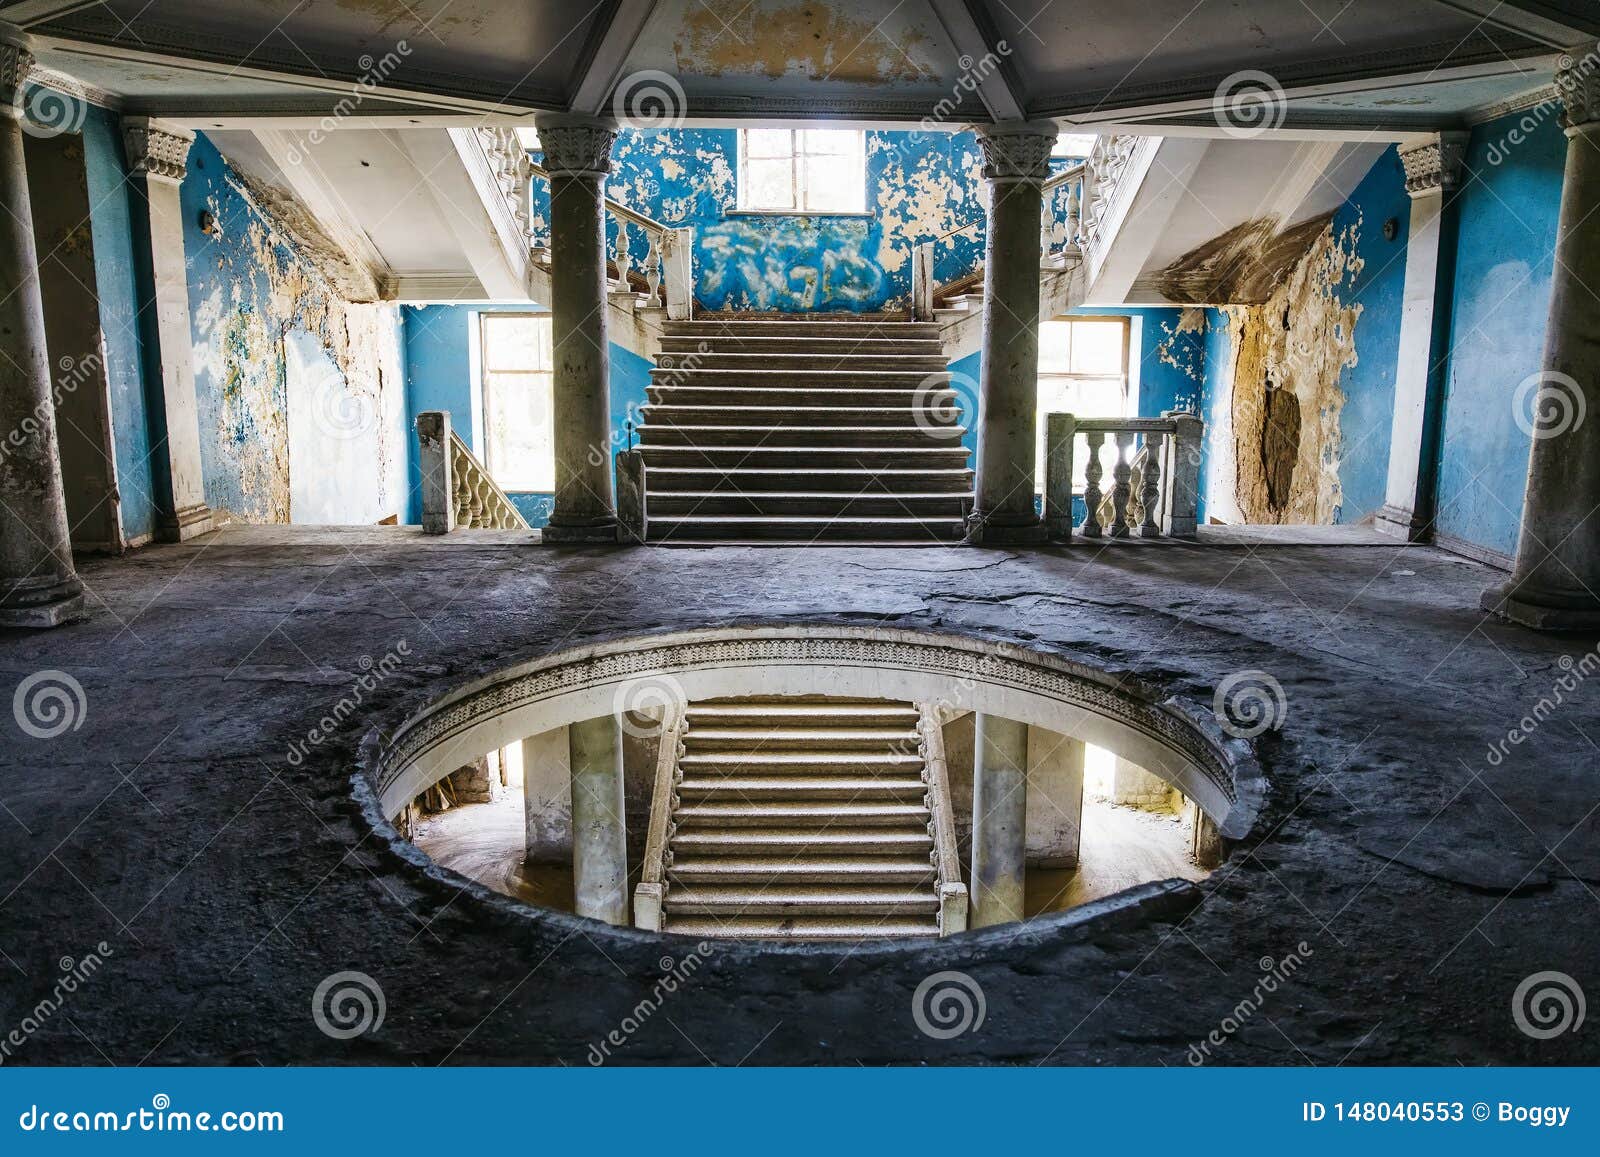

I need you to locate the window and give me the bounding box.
[1053,132,1096,158]
[737,129,866,213]
[480,312,554,493]
[1035,317,1130,489]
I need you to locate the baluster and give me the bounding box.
[1082,430,1105,538]
[1110,431,1133,538]
[1065,179,1082,247]
[645,230,662,307]
[1040,185,1054,260]
[1140,431,1164,537]
[613,218,631,292]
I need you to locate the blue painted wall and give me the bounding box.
[1329,145,1411,524]
[1196,307,1234,526]
[1433,110,1564,559]
[81,106,157,543]
[400,305,649,527]
[536,128,988,314]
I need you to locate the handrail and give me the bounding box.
[528,159,671,235]
[449,429,528,530]
[917,703,968,936]
[1041,159,1086,193]
[633,707,684,931]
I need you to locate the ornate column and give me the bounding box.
[969,120,1058,546]
[1484,59,1600,628]
[535,113,620,543]
[970,712,1028,928]
[122,116,214,542]
[569,715,627,924]
[0,30,83,628]
[1375,132,1467,542]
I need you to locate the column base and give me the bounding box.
[1481,580,1600,630]
[157,503,215,543]
[542,519,621,544]
[0,579,85,629]
[1374,504,1429,542]
[966,513,1049,546]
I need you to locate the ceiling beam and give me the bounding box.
[568,0,658,116]
[1426,1,1600,48]
[926,0,1025,122]
[0,0,102,28]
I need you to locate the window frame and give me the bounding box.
[735,128,868,215]
[477,310,556,494]
[1034,315,1133,493]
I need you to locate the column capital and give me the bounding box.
[0,29,34,114]
[121,116,196,183]
[974,119,1058,185]
[1558,46,1600,131]
[532,112,618,178]
[1398,132,1468,198]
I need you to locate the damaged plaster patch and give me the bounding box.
[1158,213,1335,305]
[672,2,936,84]
[1216,217,1365,525]
[1155,307,1208,384]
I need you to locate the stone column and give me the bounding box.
[0,32,83,628]
[569,714,627,924]
[1024,727,1084,868]
[970,712,1028,927]
[535,113,620,543]
[522,726,573,864]
[1485,60,1600,629]
[122,116,213,542]
[968,120,1058,546]
[1375,132,1467,542]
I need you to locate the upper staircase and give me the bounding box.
[634,696,968,941]
[636,319,973,544]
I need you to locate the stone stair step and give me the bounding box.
[686,702,919,726]
[647,514,967,541]
[657,335,944,356]
[638,424,958,450]
[644,466,974,494]
[671,825,934,854]
[649,367,950,387]
[636,446,970,470]
[662,319,939,339]
[675,801,930,827]
[676,775,927,800]
[647,385,956,407]
[660,914,940,940]
[657,351,951,372]
[664,884,940,916]
[683,725,920,752]
[676,751,926,775]
[643,405,955,428]
[645,492,968,518]
[667,855,936,885]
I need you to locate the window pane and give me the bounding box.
[799,129,858,156]
[745,129,793,159]
[1054,132,1096,157]
[744,157,795,209]
[801,154,863,211]
[1034,377,1128,491]
[1069,321,1125,375]
[1038,320,1072,372]
[482,315,549,372]
[484,371,554,492]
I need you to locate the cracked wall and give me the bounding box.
[181,133,407,526]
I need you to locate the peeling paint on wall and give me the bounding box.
[672,2,936,85]
[1154,308,1208,384]
[1209,218,1365,525]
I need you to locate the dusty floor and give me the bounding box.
[413,790,1204,921]
[1,526,1597,1065]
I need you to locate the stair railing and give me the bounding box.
[416,410,530,533]
[1041,160,1085,267]
[916,703,968,936]
[528,160,694,321]
[634,706,686,931]
[1043,411,1202,541]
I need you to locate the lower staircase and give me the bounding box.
[637,318,974,544]
[634,696,968,941]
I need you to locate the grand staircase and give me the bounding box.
[635,697,968,940]
[636,319,974,543]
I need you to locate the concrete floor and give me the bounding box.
[415,791,1205,920]
[1,526,1597,1065]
